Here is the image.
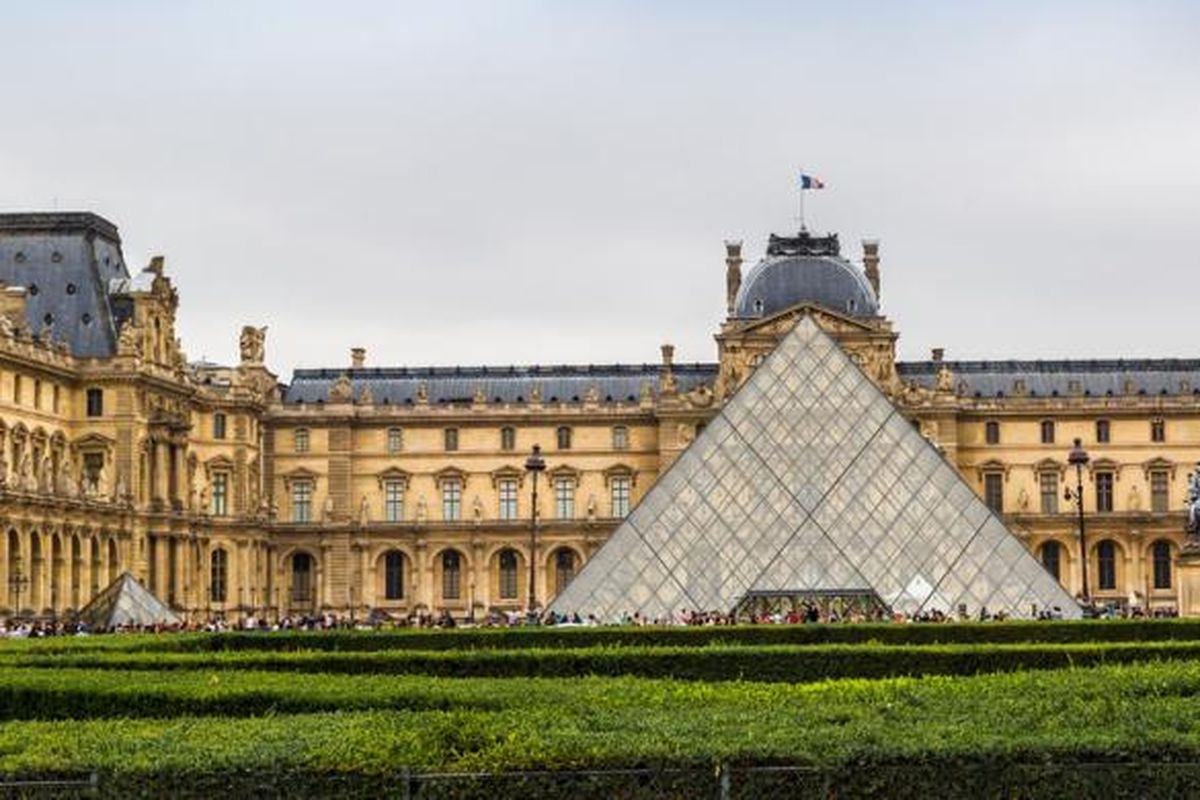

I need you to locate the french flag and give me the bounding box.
[799,173,825,190]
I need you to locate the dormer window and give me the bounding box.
[754,299,764,316]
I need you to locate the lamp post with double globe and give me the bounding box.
[1065,438,1091,607]
[525,444,546,613]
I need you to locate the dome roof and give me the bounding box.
[733,254,878,319]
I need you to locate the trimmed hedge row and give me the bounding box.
[8,618,1200,656]
[9,640,1200,682]
[5,662,1200,795]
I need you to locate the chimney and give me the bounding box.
[931,348,944,362]
[724,240,743,316]
[659,343,677,394]
[351,347,366,369]
[148,255,165,276]
[862,239,880,301]
[660,343,674,368]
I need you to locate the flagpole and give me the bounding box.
[797,168,806,232]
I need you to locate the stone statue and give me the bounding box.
[676,423,694,447]
[1016,488,1030,513]
[239,325,267,363]
[586,494,597,522]
[416,382,429,403]
[328,374,353,404]
[18,453,33,492]
[474,385,487,405]
[322,495,335,523]
[359,495,370,526]
[471,495,483,526]
[117,322,141,356]
[1128,485,1142,513]
[416,497,428,525]
[936,365,955,393]
[0,449,9,488]
[584,384,600,405]
[57,458,75,498]
[38,457,53,494]
[199,485,209,514]
[357,385,374,405]
[114,470,128,505]
[530,383,542,404]
[1186,467,1200,537]
[96,463,109,500]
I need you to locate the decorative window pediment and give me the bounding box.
[1089,457,1121,481]
[548,464,580,482]
[434,466,468,488]
[1033,458,1066,478]
[377,466,412,488]
[204,454,235,479]
[975,459,1011,481]
[602,463,637,487]
[281,466,319,489]
[490,465,524,488]
[1142,457,1175,480]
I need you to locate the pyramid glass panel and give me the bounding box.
[550,315,1081,621]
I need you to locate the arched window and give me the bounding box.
[554,549,578,595]
[1097,540,1117,591]
[292,552,314,603]
[384,551,405,600]
[442,551,461,600]
[210,548,228,603]
[1152,540,1172,590]
[556,426,572,450]
[498,549,519,599]
[1040,541,1061,581]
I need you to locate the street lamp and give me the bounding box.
[525,444,546,613]
[7,563,29,619]
[1065,437,1091,606]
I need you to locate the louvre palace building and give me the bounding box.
[0,210,1196,622]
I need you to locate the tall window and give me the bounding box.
[442,551,461,599]
[384,551,405,599]
[211,472,228,516]
[1152,541,1172,590]
[984,421,1000,445]
[554,477,575,519]
[33,380,41,410]
[387,427,403,454]
[291,553,314,603]
[13,374,21,405]
[1151,470,1169,514]
[213,413,227,440]
[611,476,631,517]
[500,427,516,451]
[1039,472,1058,514]
[1151,419,1166,443]
[984,472,1003,513]
[294,429,310,453]
[499,549,518,599]
[498,478,518,520]
[612,426,629,451]
[384,480,405,522]
[292,480,313,523]
[210,548,228,603]
[554,549,577,595]
[1096,419,1110,443]
[1040,541,1061,581]
[1095,472,1114,513]
[556,426,572,450]
[85,387,103,417]
[1097,540,1117,590]
[1040,420,1055,444]
[444,428,459,452]
[442,479,462,521]
[52,385,59,414]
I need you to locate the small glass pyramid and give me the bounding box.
[551,315,1080,621]
[78,572,182,628]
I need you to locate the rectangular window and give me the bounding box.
[213,413,227,440]
[444,428,459,452]
[52,385,59,414]
[387,427,403,454]
[212,472,228,516]
[500,427,516,451]
[611,476,631,517]
[985,421,999,445]
[1040,420,1055,444]
[384,480,405,522]
[86,387,103,417]
[554,478,575,519]
[1151,419,1166,443]
[612,426,629,451]
[1096,420,1110,443]
[1096,472,1114,513]
[1151,470,1169,514]
[33,380,41,410]
[984,472,1003,513]
[442,479,462,521]
[1039,472,1058,514]
[292,480,313,523]
[13,374,21,405]
[498,478,518,520]
[556,426,572,450]
[294,429,310,453]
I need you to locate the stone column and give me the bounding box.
[415,540,431,611]
[359,545,372,609]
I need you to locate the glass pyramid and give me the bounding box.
[550,315,1080,621]
[78,572,182,629]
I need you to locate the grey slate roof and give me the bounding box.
[0,213,130,358]
[733,255,879,319]
[897,360,1200,398]
[283,363,719,405]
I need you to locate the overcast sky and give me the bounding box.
[2,1,1198,376]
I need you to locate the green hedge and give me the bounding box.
[7,619,1200,656]
[5,662,1200,795]
[8,640,1200,682]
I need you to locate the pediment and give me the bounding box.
[738,305,878,338]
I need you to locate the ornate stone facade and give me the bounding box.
[0,211,1193,620]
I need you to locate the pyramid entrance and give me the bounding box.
[734,589,889,623]
[549,314,1080,622]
